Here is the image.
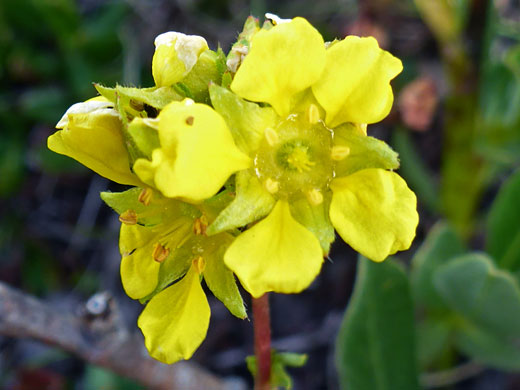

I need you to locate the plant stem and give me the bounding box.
[252,293,272,390]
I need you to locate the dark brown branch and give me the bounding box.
[0,282,240,390]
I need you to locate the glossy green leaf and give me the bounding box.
[336,258,420,390]
[207,170,275,235]
[411,222,465,310]
[486,169,520,270]
[333,123,400,178]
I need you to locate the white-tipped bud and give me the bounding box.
[56,98,115,129]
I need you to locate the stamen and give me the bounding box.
[287,147,315,172]
[119,210,137,225]
[193,256,206,274]
[265,127,279,146]
[307,104,320,124]
[307,189,324,206]
[265,178,280,194]
[331,145,350,161]
[152,243,170,263]
[138,188,153,206]
[193,215,208,235]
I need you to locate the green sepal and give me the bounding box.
[181,50,222,104]
[227,16,260,73]
[100,187,199,227]
[246,350,307,390]
[200,189,235,224]
[94,83,183,111]
[290,194,335,255]
[203,234,247,319]
[209,84,278,155]
[139,238,194,304]
[207,170,275,235]
[333,123,400,178]
[127,118,160,160]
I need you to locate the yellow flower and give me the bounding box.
[208,17,419,298]
[133,98,251,202]
[102,187,247,364]
[48,97,143,186]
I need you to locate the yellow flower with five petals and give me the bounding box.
[206,17,419,298]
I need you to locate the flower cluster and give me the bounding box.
[49,15,418,364]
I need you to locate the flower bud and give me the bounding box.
[152,32,208,87]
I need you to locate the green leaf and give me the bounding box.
[411,222,466,310]
[182,50,222,103]
[486,169,520,270]
[336,258,420,390]
[290,194,335,255]
[209,84,278,154]
[203,235,247,319]
[246,350,308,390]
[207,170,275,235]
[434,253,520,339]
[392,128,439,212]
[416,317,452,369]
[333,123,400,178]
[432,252,520,370]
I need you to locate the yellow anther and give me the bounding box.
[152,243,170,263]
[307,104,320,124]
[307,188,324,206]
[265,127,279,146]
[119,210,138,225]
[331,145,351,161]
[265,178,280,194]
[193,215,208,235]
[138,188,153,206]
[193,256,206,274]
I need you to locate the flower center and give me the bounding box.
[254,111,334,200]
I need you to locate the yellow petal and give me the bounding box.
[312,36,403,127]
[119,224,161,299]
[330,169,418,262]
[48,106,142,186]
[231,17,325,117]
[138,264,210,364]
[136,100,251,202]
[224,200,324,297]
[152,32,208,87]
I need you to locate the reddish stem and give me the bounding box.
[252,293,272,390]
